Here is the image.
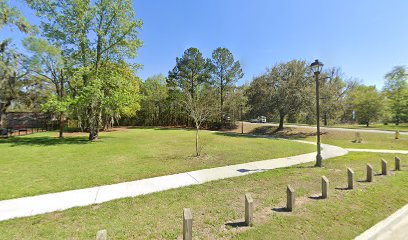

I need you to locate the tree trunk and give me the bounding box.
[59,112,64,138]
[324,113,328,126]
[0,101,11,129]
[59,71,65,138]
[366,121,369,127]
[277,112,285,131]
[195,127,199,156]
[220,81,224,124]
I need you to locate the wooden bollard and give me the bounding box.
[245,193,253,227]
[322,176,329,199]
[347,168,354,189]
[367,164,373,182]
[287,185,295,212]
[96,230,107,240]
[381,159,388,175]
[395,157,401,171]
[183,208,192,240]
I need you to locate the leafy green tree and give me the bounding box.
[263,60,312,130]
[246,74,271,119]
[319,68,358,125]
[72,61,141,133]
[168,48,212,100]
[168,48,214,155]
[184,85,216,156]
[348,85,384,127]
[384,66,408,124]
[23,36,69,137]
[223,85,249,124]
[0,0,35,128]
[211,47,243,122]
[27,0,143,140]
[0,0,33,32]
[138,74,168,126]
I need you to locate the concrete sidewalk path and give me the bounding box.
[355,203,408,240]
[0,143,347,222]
[347,148,408,154]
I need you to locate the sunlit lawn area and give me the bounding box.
[311,130,408,150]
[0,152,406,239]
[266,122,408,132]
[0,128,314,200]
[329,123,408,132]
[234,124,408,150]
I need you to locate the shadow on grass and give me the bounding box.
[225,221,248,228]
[245,125,329,139]
[213,131,281,141]
[308,195,324,200]
[128,126,195,131]
[236,168,268,173]
[127,125,316,142]
[294,165,316,169]
[357,180,369,183]
[0,135,114,146]
[272,207,290,213]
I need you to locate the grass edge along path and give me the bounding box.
[0,152,407,239]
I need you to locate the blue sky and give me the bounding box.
[3,0,408,88]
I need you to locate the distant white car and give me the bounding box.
[250,116,267,123]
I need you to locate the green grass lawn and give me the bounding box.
[240,124,408,150]
[0,152,407,239]
[265,122,408,132]
[0,128,314,200]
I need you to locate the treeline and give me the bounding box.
[1,0,407,144]
[124,47,245,129]
[130,58,408,130]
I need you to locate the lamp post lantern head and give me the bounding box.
[311,59,324,75]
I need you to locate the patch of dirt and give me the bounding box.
[48,212,64,220]
[218,193,319,239]
[92,205,101,210]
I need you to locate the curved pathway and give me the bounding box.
[252,122,408,135]
[0,142,347,222]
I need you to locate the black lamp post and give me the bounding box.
[240,103,244,134]
[310,59,324,167]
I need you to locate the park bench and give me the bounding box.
[0,128,8,138]
[13,125,28,136]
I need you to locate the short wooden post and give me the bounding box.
[395,157,401,171]
[367,164,373,182]
[381,159,388,175]
[245,193,253,226]
[287,185,295,212]
[96,230,107,240]
[183,208,192,240]
[347,168,354,189]
[322,176,329,199]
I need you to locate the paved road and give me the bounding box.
[355,204,408,240]
[0,142,348,222]
[249,122,408,135]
